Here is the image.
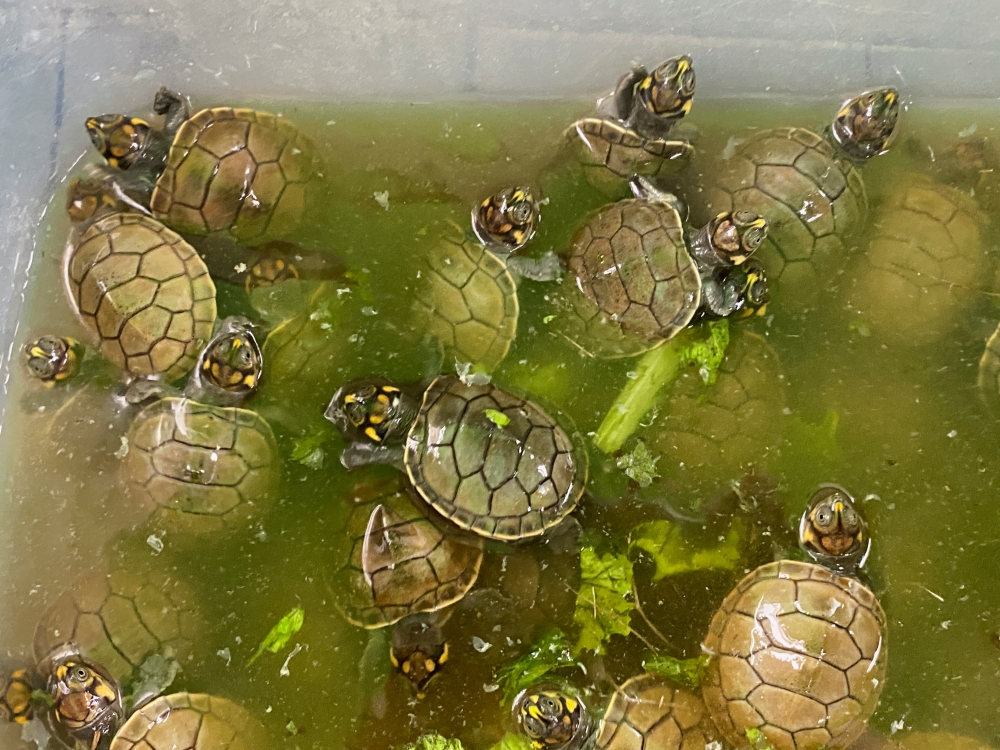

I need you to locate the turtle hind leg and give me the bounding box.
[340,443,406,472]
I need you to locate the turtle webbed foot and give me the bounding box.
[340,443,406,472]
[154,87,190,133]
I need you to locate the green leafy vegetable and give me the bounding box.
[675,318,730,385]
[629,519,741,581]
[616,440,660,487]
[30,689,55,709]
[403,734,466,750]
[642,653,710,688]
[594,343,679,454]
[487,734,534,750]
[123,654,180,710]
[247,607,305,666]
[290,427,332,470]
[484,409,511,428]
[746,727,778,750]
[542,314,556,324]
[495,629,580,705]
[573,547,634,655]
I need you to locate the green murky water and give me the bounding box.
[1,98,1000,749]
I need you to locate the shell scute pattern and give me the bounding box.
[121,398,278,534]
[574,118,692,179]
[405,377,584,541]
[703,560,887,750]
[150,107,314,242]
[109,692,264,750]
[67,214,216,381]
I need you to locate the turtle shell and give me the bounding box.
[120,397,279,535]
[847,174,986,347]
[108,692,265,750]
[404,376,586,541]
[330,480,483,628]
[596,673,721,750]
[703,127,868,308]
[150,107,314,242]
[33,566,204,686]
[64,213,217,381]
[414,233,518,373]
[702,559,888,750]
[570,118,693,190]
[554,197,701,358]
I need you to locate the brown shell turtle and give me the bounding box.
[63,212,217,382]
[108,692,265,750]
[326,375,586,541]
[701,559,888,750]
[701,88,899,309]
[86,87,314,242]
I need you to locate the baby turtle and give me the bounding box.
[63,211,217,383]
[47,656,124,750]
[702,88,899,309]
[108,692,265,750]
[0,670,33,724]
[553,177,766,358]
[120,318,280,536]
[695,258,771,321]
[23,335,83,387]
[86,87,315,242]
[702,490,887,750]
[329,479,482,694]
[415,186,539,373]
[799,483,871,575]
[518,687,591,750]
[326,375,586,541]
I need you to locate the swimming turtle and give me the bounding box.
[328,478,482,694]
[701,88,899,309]
[86,87,315,242]
[63,211,217,383]
[799,483,871,575]
[0,670,33,724]
[564,55,697,190]
[701,490,887,750]
[47,656,124,750]
[517,688,591,750]
[553,177,767,358]
[847,173,987,347]
[23,335,84,387]
[120,317,280,536]
[325,375,587,541]
[108,692,265,750]
[414,186,539,373]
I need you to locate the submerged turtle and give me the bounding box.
[326,375,587,541]
[553,177,767,358]
[847,173,987,347]
[120,317,280,536]
[415,186,539,373]
[23,335,84,387]
[47,656,124,750]
[702,490,887,750]
[108,692,265,750]
[329,479,482,694]
[701,88,899,308]
[0,670,33,724]
[799,483,871,575]
[86,87,315,242]
[695,257,771,321]
[564,55,697,190]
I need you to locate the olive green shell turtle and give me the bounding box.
[327,376,587,542]
[596,673,721,750]
[108,692,265,750]
[701,88,899,309]
[847,173,987,348]
[63,212,217,382]
[702,559,888,750]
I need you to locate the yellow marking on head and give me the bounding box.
[107,157,119,168]
[424,659,436,673]
[512,189,528,202]
[401,660,411,674]
[681,99,693,115]
[343,394,357,404]
[28,346,46,358]
[231,338,243,349]
[368,413,385,425]
[564,698,578,713]
[377,393,390,405]
[94,683,116,701]
[884,90,897,105]
[364,426,381,442]
[749,217,766,229]
[833,500,845,513]
[382,386,400,394]
[528,705,543,720]
[244,374,256,388]
[439,643,448,664]
[55,665,68,681]
[755,305,767,316]
[228,371,243,386]
[639,76,652,92]
[389,651,399,668]
[85,118,99,130]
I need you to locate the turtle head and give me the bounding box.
[830,87,899,162]
[1,670,34,724]
[50,657,122,733]
[737,258,770,317]
[799,483,871,571]
[389,640,448,699]
[66,174,122,225]
[517,688,587,750]
[190,317,262,404]
[636,54,695,122]
[85,113,151,170]
[23,336,82,386]
[709,211,768,266]
[326,378,413,445]
[472,186,540,252]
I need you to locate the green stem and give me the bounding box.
[593,342,679,454]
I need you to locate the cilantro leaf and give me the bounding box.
[616,440,660,487]
[573,547,634,655]
[642,653,710,688]
[484,409,511,428]
[629,519,741,581]
[488,734,534,750]
[746,727,778,750]
[290,427,332,470]
[675,318,730,385]
[403,734,465,750]
[247,607,305,666]
[495,629,580,705]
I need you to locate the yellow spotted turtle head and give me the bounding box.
[50,658,122,733]
[85,114,151,170]
[191,317,262,404]
[327,379,407,445]
[66,176,120,224]
[800,483,871,571]
[244,255,301,293]
[710,211,768,266]
[637,54,695,122]
[736,258,770,318]
[473,186,540,252]
[1,669,34,724]
[831,87,899,162]
[389,641,448,698]
[23,336,82,386]
[517,688,586,750]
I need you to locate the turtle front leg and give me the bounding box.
[340,442,406,472]
[506,252,565,283]
[700,273,742,318]
[154,87,190,138]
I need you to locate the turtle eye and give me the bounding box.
[815,508,833,526]
[539,695,561,716]
[522,714,546,737]
[842,507,858,526]
[74,666,89,681]
[743,227,765,251]
[510,200,534,225]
